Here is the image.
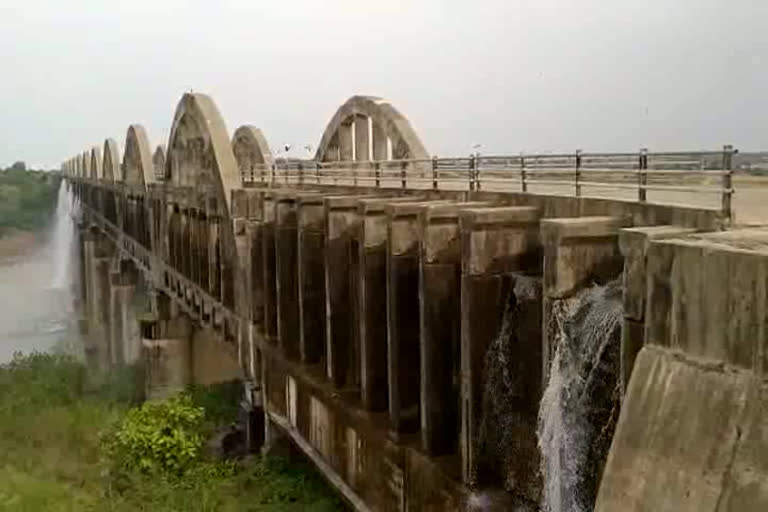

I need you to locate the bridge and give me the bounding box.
[61,93,768,511]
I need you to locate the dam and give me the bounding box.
[59,92,767,511]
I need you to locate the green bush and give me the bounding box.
[102,395,206,476]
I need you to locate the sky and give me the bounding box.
[0,0,766,169]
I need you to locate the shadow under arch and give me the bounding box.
[314,95,429,162]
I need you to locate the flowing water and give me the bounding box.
[537,281,623,512]
[0,181,80,363]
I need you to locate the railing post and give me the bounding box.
[298,162,304,186]
[271,164,276,186]
[574,149,582,197]
[638,148,648,203]
[353,162,358,188]
[431,156,439,190]
[721,144,734,223]
[520,154,527,193]
[468,155,476,192]
[315,162,321,184]
[375,161,381,188]
[401,160,407,189]
[475,156,482,191]
[260,164,265,184]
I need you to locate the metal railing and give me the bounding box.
[238,146,736,220]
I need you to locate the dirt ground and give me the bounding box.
[729,176,768,225]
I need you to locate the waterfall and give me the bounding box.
[537,281,623,512]
[50,180,77,289]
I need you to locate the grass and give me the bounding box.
[0,352,344,511]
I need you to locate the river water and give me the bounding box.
[0,182,80,363]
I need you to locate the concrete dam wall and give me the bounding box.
[60,92,767,511]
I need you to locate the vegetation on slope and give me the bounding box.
[0,162,58,236]
[0,352,343,511]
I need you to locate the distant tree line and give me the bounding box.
[0,161,59,236]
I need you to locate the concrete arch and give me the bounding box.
[166,92,244,316]
[103,138,120,182]
[166,92,240,214]
[82,151,91,179]
[90,146,103,180]
[232,125,274,174]
[314,95,429,162]
[153,145,166,182]
[122,124,156,187]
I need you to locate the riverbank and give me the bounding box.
[0,229,44,261]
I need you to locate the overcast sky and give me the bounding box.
[1,0,766,169]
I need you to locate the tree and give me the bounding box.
[10,161,26,172]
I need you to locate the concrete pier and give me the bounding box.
[109,259,140,365]
[417,201,492,455]
[457,206,542,490]
[261,190,278,345]
[275,192,301,360]
[386,200,454,435]
[143,299,193,399]
[323,194,383,388]
[356,196,423,411]
[296,192,329,364]
[84,230,114,371]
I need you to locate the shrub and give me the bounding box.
[102,395,205,476]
